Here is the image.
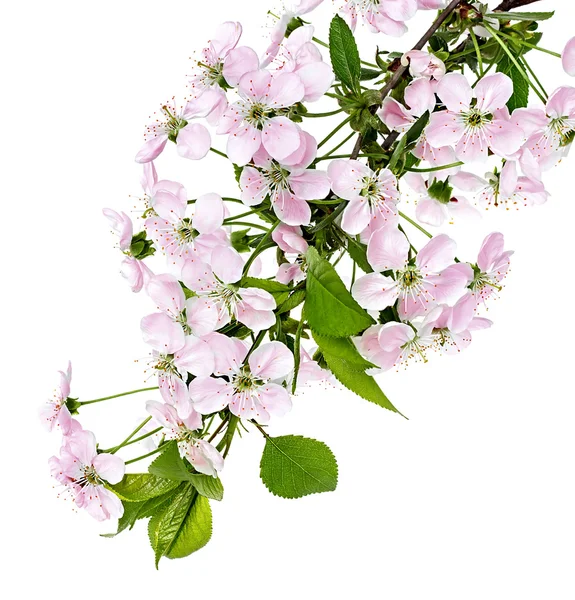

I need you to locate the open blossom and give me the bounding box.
[145,189,228,266]
[40,362,76,434]
[401,49,445,80]
[450,167,549,210]
[190,336,294,423]
[182,252,276,332]
[426,73,524,162]
[147,401,224,477]
[340,0,418,37]
[217,70,305,166]
[265,25,334,102]
[120,256,153,293]
[352,226,471,319]
[49,430,125,521]
[468,232,513,305]
[135,98,212,163]
[328,160,399,235]
[103,209,133,251]
[563,37,575,77]
[402,172,479,227]
[240,144,330,225]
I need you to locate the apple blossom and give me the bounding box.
[562,37,575,77]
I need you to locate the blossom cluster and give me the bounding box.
[42,0,575,564]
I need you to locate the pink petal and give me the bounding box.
[288,169,330,200]
[426,110,465,148]
[174,336,215,377]
[562,37,575,76]
[146,274,185,316]
[435,73,473,112]
[424,263,470,304]
[378,97,414,132]
[327,159,369,201]
[249,341,294,380]
[415,197,447,227]
[268,72,305,107]
[341,199,371,235]
[176,123,211,160]
[193,193,224,234]
[282,131,317,169]
[223,46,260,86]
[352,273,398,310]
[68,430,98,466]
[273,191,311,226]
[404,77,436,116]
[485,119,524,158]
[203,332,247,375]
[475,73,513,113]
[240,166,268,206]
[93,454,125,485]
[190,377,233,414]
[378,322,413,351]
[367,224,409,271]
[296,61,334,102]
[211,245,244,283]
[211,21,242,57]
[135,134,168,163]
[261,116,301,161]
[477,232,505,272]
[227,124,262,166]
[255,382,292,420]
[416,234,457,273]
[141,312,185,354]
[186,296,219,337]
[239,70,272,101]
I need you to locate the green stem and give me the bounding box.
[217,415,239,458]
[496,31,560,58]
[124,446,164,465]
[207,415,230,443]
[226,220,269,232]
[223,206,269,223]
[316,131,356,161]
[304,108,344,118]
[405,161,463,173]
[470,28,484,76]
[398,211,433,239]
[485,24,547,103]
[309,202,346,233]
[291,319,304,394]
[106,417,152,454]
[210,147,228,159]
[242,219,280,276]
[317,115,353,149]
[79,386,158,406]
[518,54,548,99]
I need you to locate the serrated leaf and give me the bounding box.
[148,483,197,567]
[346,236,373,273]
[329,15,361,92]
[305,247,374,337]
[276,288,306,314]
[314,332,402,415]
[487,11,554,21]
[165,494,212,559]
[149,442,224,501]
[497,55,529,112]
[260,435,338,499]
[111,473,179,502]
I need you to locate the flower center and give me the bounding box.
[177,218,198,243]
[231,366,264,392]
[267,162,291,194]
[398,265,422,290]
[462,108,490,130]
[80,465,104,487]
[160,105,188,142]
[154,354,179,376]
[246,102,273,129]
[548,116,575,146]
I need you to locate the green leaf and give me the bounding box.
[486,11,554,22]
[111,473,179,502]
[404,111,429,147]
[346,236,373,273]
[360,67,382,81]
[165,494,212,560]
[148,484,200,567]
[149,442,224,501]
[276,288,306,315]
[387,134,407,172]
[314,333,403,415]
[260,435,338,499]
[497,55,529,112]
[241,276,290,306]
[304,247,374,337]
[329,15,361,92]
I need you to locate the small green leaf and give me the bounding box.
[486,11,554,21]
[148,484,199,567]
[149,442,224,500]
[111,473,180,502]
[305,247,374,337]
[314,332,403,415]
[329,15,361,92]
[260,435,338,499]
[346,236,373,273]
[165,494,212,560]
[497,55,529,112]
[241,276,290,306]
[276,288,306,314]
[360,67,382,81]
[404,111,430,147]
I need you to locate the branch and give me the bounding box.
[494,0,542,10]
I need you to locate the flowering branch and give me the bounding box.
[42,0,575,567]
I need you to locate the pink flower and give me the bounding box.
[328,160,399,235]
[402,172,480,227]
[146,401,223,477]
[103,209,133,251]
[135,98,212,163]
[49,430,125,521]
[340,0,418,36]
[40,362,76,434]
[265,25,334,101]
[290,348,332,387]
[468,232,513,305]
[562,37,575,77]
[272,224,309,283]
[401,50,445,80]
[217,69,305,165]
[189,336,294,423]
[352,225,471,319]
[181,254,276,332]
[426,73,524,162]
[240,144,330,226]
[145,190,228,266]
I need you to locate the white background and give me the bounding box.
[2,1,575,598]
